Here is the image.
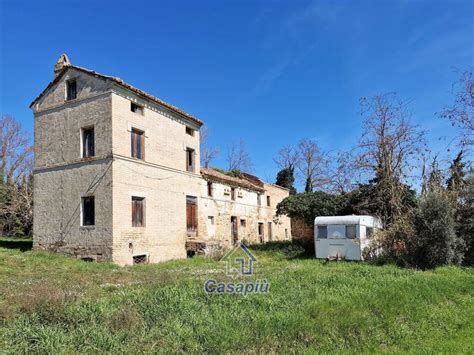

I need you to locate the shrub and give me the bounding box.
[363,216,414,266]
[410,192,465,269]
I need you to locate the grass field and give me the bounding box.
[0,240,473,353]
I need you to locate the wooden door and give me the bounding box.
[186,196,197,237]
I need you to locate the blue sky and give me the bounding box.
[1,0,473,189]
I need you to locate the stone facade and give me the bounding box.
[31,55,291,265]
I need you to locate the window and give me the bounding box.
[131,128,145,159]
[133,254,148,264]
[257,194,262,206]
[285,228,289,240]
[185,126,195,136]
[66,79,77,101]
[366,227,374,238]
[132,197,145,227]
[131,102,144,115]
[186,148,195,172]
[81,196,95,226]
[186,196,198,236]
[240,219,246,227]
[267,196,271,207]
[207,182,213,197]
[317,225,327,239]
[208,216,215,224]
[231,188,236,201]
[346,225,356,239]
[81,127,95,158]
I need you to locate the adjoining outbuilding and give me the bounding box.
[314,215,382,261]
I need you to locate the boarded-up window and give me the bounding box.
[132,197,145,227]
[66,79,77,101]
[268,222,273,241]
[186,196,198,236]
[82,196,95,226]
[131,102,144,115]
[207,182,213,197]
[346,225,356,239]
[82,127,95,158]
[131,128,145,159]
[231,188,236,201]
[186,148,195,172]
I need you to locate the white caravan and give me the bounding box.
[314,215,382,261]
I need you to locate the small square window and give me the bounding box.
[185,127,195,136]
[66,79,77,101]
[317,225,327,239]
[82,196,95,226]
[82,127,95,158]
[131,102,144,115]
[346,225,356,239]
[208,216,215,225]
[240,219,246,227]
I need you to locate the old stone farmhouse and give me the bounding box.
[30,54,291,265]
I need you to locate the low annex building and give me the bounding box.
[31,54,291,265]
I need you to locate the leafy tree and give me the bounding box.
[410,191,464,269]
[275,168,296,195]
[446,151,466,198]
[276,192,345,225]
[458,171,474,266]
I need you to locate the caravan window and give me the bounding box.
[346,225,356,239]
[317,226,327,239]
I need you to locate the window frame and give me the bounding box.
[131,128,145,160]
[81,126,95,158]
[130,102,144,115]
[345,225,357,239]
[81,196,95,226]
[186,148,195,172]
[66,79,77,101]
[207,181,213,197]
[185,126,195,136]
[132,196,146,227]
[317,225,327,239]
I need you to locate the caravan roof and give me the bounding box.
[314,215,382,227]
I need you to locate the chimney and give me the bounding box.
[54,53,71,78]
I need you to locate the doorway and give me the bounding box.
[231,216,238,245]
[258,223,264,243]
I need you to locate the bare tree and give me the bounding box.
[199,126,220,168]
[329,151,358,194]
[355,93,425,223]
[227,138,253,172]
[0,115,34,236]
[439,69,474,146]
[297,138,329,192]
[273,145,300,171]
[1,115,33,183]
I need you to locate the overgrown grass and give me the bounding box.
[0,243,472,353]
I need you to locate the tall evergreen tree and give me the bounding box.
[275,168,297,195]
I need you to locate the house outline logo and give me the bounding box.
[221,242,257,277]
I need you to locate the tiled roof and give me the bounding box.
[30,64,203,126]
